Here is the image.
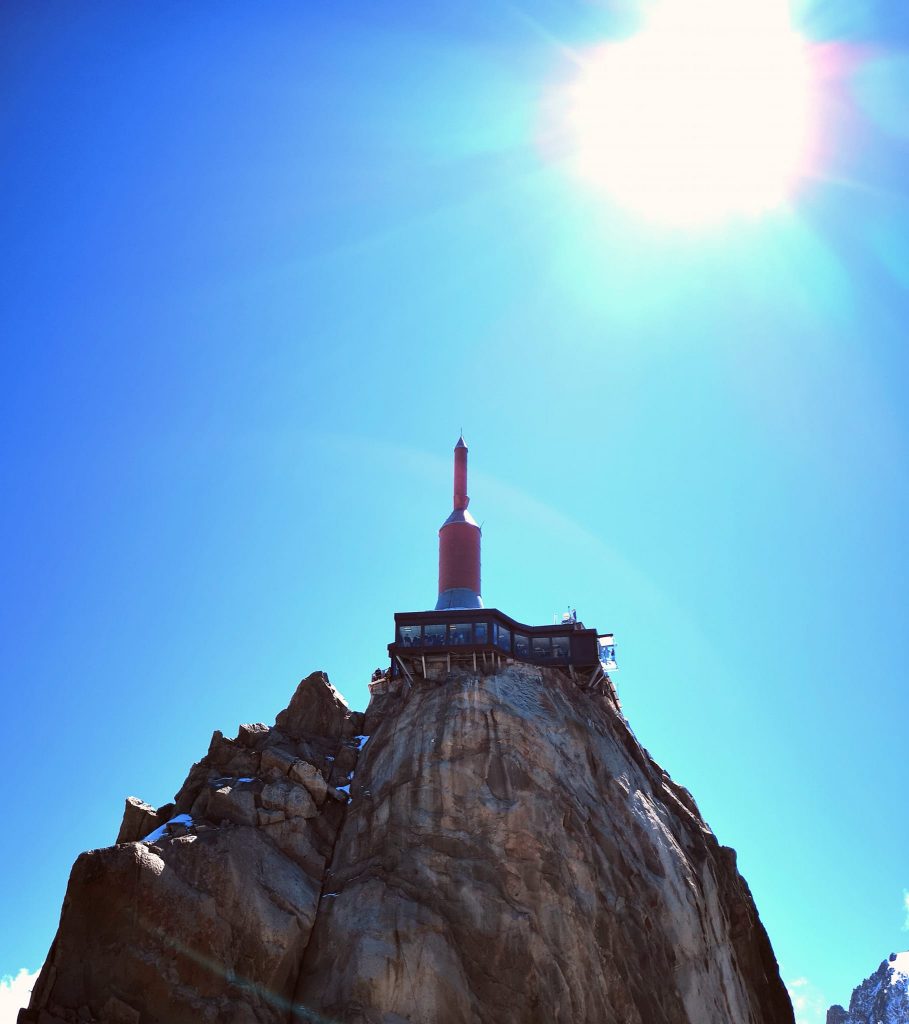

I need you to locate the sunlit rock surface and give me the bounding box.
[21,672,359,1024]
[21,667,793,1024]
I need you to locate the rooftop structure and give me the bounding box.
[435,435,482,610]
[385,438,617,698]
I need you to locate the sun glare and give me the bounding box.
[558,0,817,226]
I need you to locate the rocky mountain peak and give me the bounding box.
[21,664,794,1023]
[827,951,909,1024]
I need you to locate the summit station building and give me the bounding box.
[386,438,617,694]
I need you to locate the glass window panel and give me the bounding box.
[399,625,422,647]
[496,625,511,652]
[514,634,530,657]
[599,638,617,668]
[552,635,570,658]
[424,624,446,646]
[450,623,472,645]
[531,637,552,658]
[474,622,488,644]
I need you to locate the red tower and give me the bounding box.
[435,435,482,610]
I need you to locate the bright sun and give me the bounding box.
[560,0,817,226]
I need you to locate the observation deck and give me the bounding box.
[387,607,617,697]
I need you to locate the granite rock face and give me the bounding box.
[827,952,909,1024]
[297,665,792,1024]
[22,666,794,1024]
[22,671,361,1024]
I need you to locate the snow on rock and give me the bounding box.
[142,814,193,844]
[890,951,909,981]
[355,735,370,750]
[827,951,909,1024]
[116,796,174,845]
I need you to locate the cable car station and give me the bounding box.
[380,437,618,702]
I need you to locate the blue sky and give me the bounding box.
[2,2,908,1019]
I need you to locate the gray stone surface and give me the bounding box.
[295,666,794,1024]
[21,667,794,1024]
[289,759,328,805]
[114,797,158,845]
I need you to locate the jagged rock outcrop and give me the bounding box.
[22,672,362,1024]
[114,796,174,845]
[21,665,794,1024]
[827,952,909,1024]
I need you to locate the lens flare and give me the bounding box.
[554,0,819,226]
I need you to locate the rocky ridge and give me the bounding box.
[22,672,362,1024]
[22,664,794,1024]
[827,952,909,1024]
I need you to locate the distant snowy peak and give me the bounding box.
[827,952,909,1024]
[891,952,909,982]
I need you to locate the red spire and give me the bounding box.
[436,435,482,610]
[453,435,468,511]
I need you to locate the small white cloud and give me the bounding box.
[902,889,909,931]
[0,969,38,1024]
[786,975,827,1024]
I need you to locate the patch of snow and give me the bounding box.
[142,814,193,844]
[355,735,370,749]
[326,755,335,762]
[889,952,909,981]
[328,683,349,708]
[347,771,354,780]
[236,777,254,783]
[321,892,338,899]
[338,784,350,794]
[834,951,909,1024]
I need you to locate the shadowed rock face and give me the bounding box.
[22,666,794,1024]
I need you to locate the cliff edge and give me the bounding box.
[21,665,794,1024]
